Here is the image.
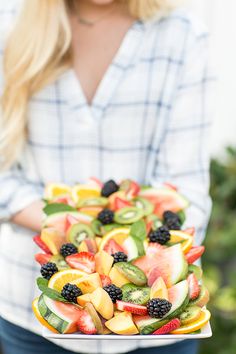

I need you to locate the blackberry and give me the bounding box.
[101,180,119,197]
[103,284,123,303]
[147,298,172,318]
[97,208,114,225]
[40,262,58,280]
[163,210,181,223]
[112,252,128,264]
[60,243,78,257]
[61,283,82,303]
[165,218,181,230]
[163,210,181,230]
[148,226,170,245]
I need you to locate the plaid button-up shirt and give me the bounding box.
[0,1,215,352]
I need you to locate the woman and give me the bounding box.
[0,0,214,353]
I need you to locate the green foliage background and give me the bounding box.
[199,147,236,354]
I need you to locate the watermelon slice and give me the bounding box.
[164,280,189,319]
[133,244,188,287]
[38,294,81,334]
[133,315,168,335]
[43,211,93,234]
[156,244,188,286]
[139,187,189,218]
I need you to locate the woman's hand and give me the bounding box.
[11,200,44,233]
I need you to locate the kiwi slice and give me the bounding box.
[50,255,70,270]
[114,262,147,286]
[188,264,203,280]
[114,207,144,224]
[189,285,210,307]
[121,283,150,305]
[67,223,94,247]
[179,306,201,325]
[91,219,103,236]
[77,197,108,208]
[132,197,154,216]
[101,223,124,235]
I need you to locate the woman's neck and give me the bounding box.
[72,0,124,20]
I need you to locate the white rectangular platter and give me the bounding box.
[43,321,212,340]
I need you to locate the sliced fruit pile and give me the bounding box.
[32,178,210,335]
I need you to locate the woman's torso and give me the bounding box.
[0,1,205,352]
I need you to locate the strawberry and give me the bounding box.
[145,220,153,235]
[77,310,97,334]
[153,318,181,334]
[116,301,147,315]
[126,181,140,199]
[187,273,200,300]
[66,252,95,273]
[87,177,103,188]
[33,235,52,254]
[163,183,178,191]
[104,239,126,256]
[120,179,140,200]
[146,243,165,258]
[183,227,195,236]
[35,253,51,265]
[185,246,205,264]
[114,197,132,211]
[100,274,112,287]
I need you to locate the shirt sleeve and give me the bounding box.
[0,1,42,222]
[149,29,216,245]
[0,163,44,222]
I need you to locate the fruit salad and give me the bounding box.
[32,178,211,336]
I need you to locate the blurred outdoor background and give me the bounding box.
[189,1,236,354]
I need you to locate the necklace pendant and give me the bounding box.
[78,18,94,26]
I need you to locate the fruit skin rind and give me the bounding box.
[179,305,202,325]
[170,309,211,334]
[114,262,147,286]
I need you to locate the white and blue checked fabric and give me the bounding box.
[0,1,215,352]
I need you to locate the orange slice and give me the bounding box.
[45,183,71,200]
[171,309,211,334]
[169,230,193,254]
[48,269,87,292]
[72,184,101,204]
[99,228,130,251]
[79,206,103,217]
[32,298,58,333]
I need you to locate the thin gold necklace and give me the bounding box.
[73,1,118,27]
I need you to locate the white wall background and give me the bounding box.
[187,0,236,156]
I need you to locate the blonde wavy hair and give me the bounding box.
[0,0,175,170]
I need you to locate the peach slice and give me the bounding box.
[95,250,114,276]
[150,277,169,300]
[109,267,130,287]
[73,273,102,294]
[105,311,139,335]
[41,228,66,255]
[77,294,91,306]
[90,288,114,320]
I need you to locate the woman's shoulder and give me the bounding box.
[148,7,209,40]
[143,7,209,58]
